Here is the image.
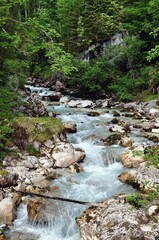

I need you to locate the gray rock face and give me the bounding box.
[76,197,159,240]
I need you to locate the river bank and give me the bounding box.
[1,87,159,239]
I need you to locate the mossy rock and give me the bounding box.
[12,117,64,145]
[0,170,9,175]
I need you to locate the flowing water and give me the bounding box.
[13,89,151,239]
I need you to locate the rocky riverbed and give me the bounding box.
[1,86,159,239]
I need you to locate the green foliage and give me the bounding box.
[108,76,133,101]
[25,144,40,156]
[126,189,159,208]
[0,121,14,160]
[68,56,118,95]
[0,87,20,120]
[56,0,123,53]
[126,193,147,208]
[144,145,159,168]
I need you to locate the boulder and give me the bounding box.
[87,111,100,117]
[21,94,48,117]
[76,197,153,240]
[119,145,144,168]
[79,100,93,108]
[55,80,66,93]
[111,118,119,124]
[52,143,85,168]
[144,133,159,142]
[0,174,18,188]
[103,133,122,146]
[124,102,137,111]
[118,120,131,132]
[112,110,120,117]
[59,96,70,105]
[152,128,159,134]
[68,163,84,173]
[0,198,16,224]
[118,164,159,192]
[121,135,132,147]
[31,175,50,190]
[141,122,154,131]
[64,121,77,133]
[101,99,110,108]
[27,198,46,224]
[109,126,125,134]
[49,92,61,101]
[0,229,5,240]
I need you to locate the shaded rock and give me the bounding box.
[111,118,119,124]
[103,133,122,146]
[118,120,131,133]
[119,145,144,168]
[124,102,137,111]
[0,174,18,188]
[144,134,159,142]
[55,80,66,92]
[64,121,77,133]
[0,191,4,201]
[0,198,15,224]
[141,122,154,131]
[124,112,135,117]
[21,94,48,117]
[49,92,61,101]
[134,112,143,119]
[87,111,100,117]
[112,110,120,117]
[68,163,84,173]
[52,143,85,168]
[0,229,5,240]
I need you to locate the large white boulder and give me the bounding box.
[0,198,15,224]
[52,142,85,168]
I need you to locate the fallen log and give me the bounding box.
[15,190,105,207]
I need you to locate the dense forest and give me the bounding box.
[0,0,159,106]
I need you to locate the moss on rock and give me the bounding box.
[12,116,64,145]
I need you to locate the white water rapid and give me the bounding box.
[13,98,150,240]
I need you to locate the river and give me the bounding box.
[13,89,151,240]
